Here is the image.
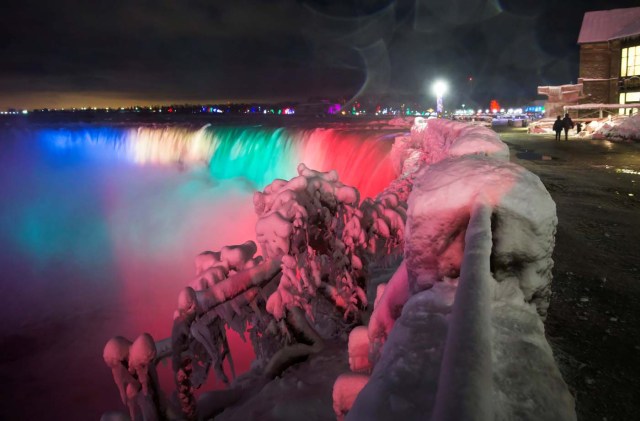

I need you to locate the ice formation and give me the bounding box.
[103,118,574,421]
[347,120,573,421]
[103,334,162,421]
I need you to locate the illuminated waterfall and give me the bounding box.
[40,125,397,198]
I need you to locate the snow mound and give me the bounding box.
[529,114,640,142]
[405,156,556,315]
[596,113,640,141]
[391,118,508,177]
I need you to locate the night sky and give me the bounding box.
[1,0,639,109]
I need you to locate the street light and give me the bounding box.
[432,80,448,116]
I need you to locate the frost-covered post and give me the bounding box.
[103,334,162,421]
[253,164,368,374]
[172,288,199,420]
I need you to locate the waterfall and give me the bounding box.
[40,124,398,198]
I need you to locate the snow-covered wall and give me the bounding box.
[347,119,575,421]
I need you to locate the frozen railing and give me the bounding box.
[338,119,576,421]
[102,160,408,420]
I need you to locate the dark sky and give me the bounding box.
[1,0,639,109]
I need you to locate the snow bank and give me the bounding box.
[527,118,556,135]
[595,113,640,141]
[391,118,508,177]
[405,156,556,315]
[529,114,640,142]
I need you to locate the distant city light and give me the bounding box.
[327,103,341,114]
[0,100,548,119]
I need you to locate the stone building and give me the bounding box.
[577,7,640,114]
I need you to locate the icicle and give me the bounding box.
[249,298,262,316]
[129,333,157,397]
[103,336,134,405]
[229,297,243,317]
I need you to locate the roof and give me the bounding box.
[578,7,640,44]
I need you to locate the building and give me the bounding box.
[577,7,640,115]
[537,84,584,118]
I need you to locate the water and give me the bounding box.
[0,122,398,419]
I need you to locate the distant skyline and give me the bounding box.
[1,0,639,110]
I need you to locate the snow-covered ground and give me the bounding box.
[529,114,640,142]
[100,118,575,420]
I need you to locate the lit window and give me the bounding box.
[620,92,640,114]
[626,92,640,102]
[622,45,640,77]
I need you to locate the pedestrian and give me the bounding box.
[562,113,574,140]
[553,115,563,141]
[576,122,582,134]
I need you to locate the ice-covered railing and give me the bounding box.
[102,158,407,420]
[335,119,575,421]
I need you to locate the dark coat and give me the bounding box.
[563,116,574,130]
[553,119,563,132]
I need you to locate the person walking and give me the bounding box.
[553,116,563,141]
[576,122,582,134]
[562,113,574,140]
